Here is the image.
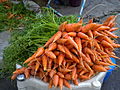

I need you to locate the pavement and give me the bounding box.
[0,0,120,90]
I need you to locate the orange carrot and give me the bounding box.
[56,39,68,44]
[45,51,56,59]
[57,72,64,78]
[103,36,113,44]
[13,67,26,74]
[59,21,67,31]
[53,74,59,87]
[59,78,63,90]
[101,40,114,49]
[23,52,36,64]
[83,47,94,55]
[63,46,72,58]
[74,37,82,53]
[48,43,57,51]
[87,30,93,38]
[48,59,53,69]
[73,79,79,85]
[49,69,56,78]
[81,23,96,33]
[112,43,120,48]
[109,27,118,32]
[72,67,77,80]
[35,61,40,72]
[58,53,65,66]
[53,51,60,56]
[92,65,107,72]
[104,30,119,38]
[77,32,90,40]
[57,44,65,53]
[11,74,17,80]
[70,48,78,55]
[96,26,110,31]
[63,79,71,88]
[49,79,53,88]
[42,55,48,71]
[103,16,115,26]
[68,32,77,37]
[35,47,44,57]
[53,31,62,42]
[71,53,79,63]
[93,31,103,36]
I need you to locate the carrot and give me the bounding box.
[101,40,114,49]
[70,48,78,55]
[92,24,102,30]
[49,69,56,78]
[79,75,89,80]
[103,36,113,44]
[93,31,103,36]
[23,52,36,64]
[79,70,88,75]
[109,55,120,59]
[49,79,53,88]
[66,44,74,49]
[59,21,67,31]
[53,51,60,56]
[69,63,76,69]
[92,65,107,72]
[63,79,71,88]
[71,67,77,80]
[48,43,57,51]
[81,52,91,63]
[53,74,59,87]
[63,46,72,58]
[109,27,118,32]
[43,76,49,82]
[71,53,79,63]
[88,18,93,23]
[77,32,90,40]
[67,36,78,50]
[81,23,96,33]
[11,74,17,80]
[35,61,40,72]
[84,61,93,72]
[68,32,77,37]
[112,43,120,48]
[96,26,110,31]
[83,47,94,55]
[73,78,79,85]
[103,16,115,26]
[58,67,71,73]
[53,31,62,42]
[104,30,119,38]
[35,47,44,57]
[45,51,56,59]
[13,67,26,74]
[74,37,82,53]
[48,59,53,69]
[44,33,56,47]
[56,39,68,44]
[57,72,64,78]
[58,53,65,66]
[59,78,63,90]
[42,55,48,71]
[87,30,93,38]
[57,44,65,53]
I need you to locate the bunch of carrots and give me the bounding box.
[11,15,120,90]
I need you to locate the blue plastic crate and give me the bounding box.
[103,58,116,81]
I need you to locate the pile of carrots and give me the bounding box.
[11,15,120,90]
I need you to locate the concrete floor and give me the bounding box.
[0,0,120,90]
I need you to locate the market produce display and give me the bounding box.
[11,15,120,90]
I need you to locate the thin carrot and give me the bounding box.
[71,67,77,80]
[35,47,44,57]
[68,32,77,37]
[73,79,79,85]
[49,69,56,78]
[58,53,65,66]
[109,27,118,32]
[92,65,107,72]
[63,79,71,88]
[63,46,72,58]
[104,30,119,38]
[49,79,53,88]
[57,44,65,53]
[96,26,110,31]
[74,37,82,53]
[57,72,64,78]
[101,40,114,49]
[56,39,68,44]
[45,51,56,59]
[59,78,63,90]
[59,21,67,31]
[77,32,90,40]
[53,31,62,42]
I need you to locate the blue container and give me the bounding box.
[103,58,116,81]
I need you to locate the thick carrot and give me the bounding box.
[63,79,71,88]
[79,75,89,80]
[53,31,62,42]
[59,78,63,90]
[45,51,56,59]
[58,53,65,66]
[57,72,64,78]
[42,55,48,71]
[112,43,120,48]
[87,30,93,38]
[83,47,94,55]
[48,59,53,69]
[81,23,96,33]
[59,21,67,31]
[92,65,107,72]
[56,39,68,44]
[49,69,56,78]
[49,79,53,88]
[48,43,57,51]
[57,44,65,53]
[68,32,77,37]
[53,51,60,56]
[77,32,90,40]
[53,74,59,87]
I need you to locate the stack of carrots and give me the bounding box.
[11,15,120,90]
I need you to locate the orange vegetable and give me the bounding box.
[92,65,107,72]
[42,55,48,71]
[53,31,62,42]
[53,74,59,87]
[63,79,71,88]
[48,43,57,51]
[59,78,63,90]
[45,51,56,59]
[77,32,90,40]
[58,53,65,66]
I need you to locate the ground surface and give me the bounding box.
[0,0,120,90]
